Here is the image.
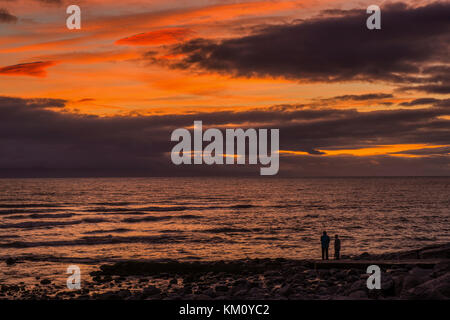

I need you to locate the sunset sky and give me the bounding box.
[0,0,449,176]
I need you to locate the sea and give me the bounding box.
[0,177,449,285]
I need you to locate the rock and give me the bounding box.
[248,287,265,298]
[94,292,113,300]
[345,269,359,277]
[335,270,347,280]
[193,294,212,300]
[326,285,339,295]
[215,285,228,292]
[432,261,450,277]
[305,270,316,277]
[349,290,367,299]
[348,279,365,293]
[419,247,450,259]
[202,288,216,298]
[393,275,404,296]
[380,273,395,296]
[40,279,51,285]
[143,285,161,297]
[404,273,450,299]
[183,286,193,294]
[410,267,432,277]
[233,289,248,297]
[318,269,330,277]
[117,289,131,298]
[5,258,16,266]
[358,252,371,260]
[402,268,432,291]
[279,284,292,296]
[183,275,195,283]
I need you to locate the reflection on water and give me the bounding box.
[0,177,449,283]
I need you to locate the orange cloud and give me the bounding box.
[116,28,192,46]
[280,144,448,158]
[0,61,57,77]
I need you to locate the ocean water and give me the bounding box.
[0,177,449,284]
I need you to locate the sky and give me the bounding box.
[0,0,449,177]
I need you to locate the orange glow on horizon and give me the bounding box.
[280,144,450,158]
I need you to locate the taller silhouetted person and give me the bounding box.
[321,231,330,260]
[334,235,341,260]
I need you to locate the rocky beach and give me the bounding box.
[1,242,449,300]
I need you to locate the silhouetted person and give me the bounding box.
[334,235,341,260]
[320,231,330,260]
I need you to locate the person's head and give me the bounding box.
[335,235,339,239]
[323,231,327,235]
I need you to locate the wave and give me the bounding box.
[122,216,172,223]
[84,204,259,214]
[122,214,202,223]
[0,220,83,229]
[82,228,131,235]
[177,214,201,220]
[91,202,133,206]
[0,218,108,229]
[201,227,263,233]
[230,204,254,209]
[4,213,75,220]
[0,208,63,215]
[85,206,189,213]
[0,234,188,248]
[94,211,150,215]
[0,203,62,208]
[0,235,20,239]
[270,204,302,209]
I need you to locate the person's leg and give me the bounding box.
[325,247,329,260]
[321,247,324,260]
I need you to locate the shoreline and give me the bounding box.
[1,242,449,300]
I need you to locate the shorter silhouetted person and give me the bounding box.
[334,235,341,260]
[321,231,330,260]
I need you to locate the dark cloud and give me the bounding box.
[319,93,394,104]
[400,98,441,106]
[399,83,450,94]
[157,2,449,92]
[279,153,450,176]
[0,95,448,177]
[0,61,57,77]
[36,0,63,5]
[0,96,66,109]
[0,8,17,23]
[434,99,450,108]
[328,93,394,101]
[398,97,450,107]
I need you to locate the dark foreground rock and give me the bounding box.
[1,243,449,300]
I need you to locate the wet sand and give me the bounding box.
[1,242,449,300]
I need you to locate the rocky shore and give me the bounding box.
[1,243,449,300]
